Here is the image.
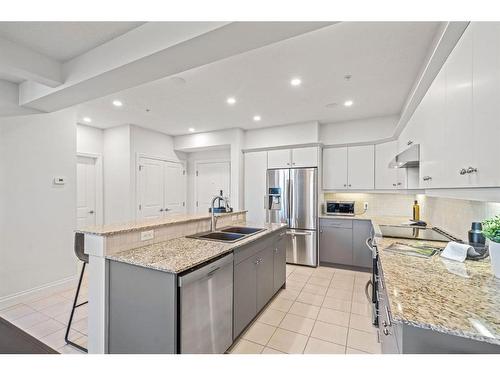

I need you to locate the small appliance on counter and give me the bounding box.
[325,201,355,216]
[466,222,489,260]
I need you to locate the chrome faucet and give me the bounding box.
[210,195,229,232]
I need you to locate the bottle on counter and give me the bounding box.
[412,200,420,221]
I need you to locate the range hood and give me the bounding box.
[388,144,420,168]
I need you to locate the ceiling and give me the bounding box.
[76,22,440,135]
[0,22,144,62]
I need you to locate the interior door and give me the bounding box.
[164,161,186,214]
[76,156,97,228]
[195,161,230,214]
[138,157,165,220]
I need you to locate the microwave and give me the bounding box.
[325,201,355,216]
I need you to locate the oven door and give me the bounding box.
[365,237,378,327]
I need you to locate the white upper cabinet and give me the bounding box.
[244,151,268,224]
[267,149,291,169]
[323,147,348,189]
[348,145,375,190]
[472,22,500,187]
[267,147,318,169]
[291,147,318,168]
[323,145,374,190]
[375,141,406,189]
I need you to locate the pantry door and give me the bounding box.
[76,155,99,228]
[164,161,186,214]
[195,161,231,214]
[137,157,165,220]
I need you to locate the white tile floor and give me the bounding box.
[0,275,88,354]
[230,264,381,354]
[0,264,379,355]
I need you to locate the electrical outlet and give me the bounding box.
[363,202,368,210]
[141,230,154,241]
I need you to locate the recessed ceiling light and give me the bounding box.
[112,100,123,107]
[253,115,261,122]
[290,78,302,87]
[344,100,354,107]
[188,128,195,132]
[83,117,92,123]
[226,97,236,105]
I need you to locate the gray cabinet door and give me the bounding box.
[233,256,257,339]
[257,246,275,311]
[319,226,353,265]
[273,233,286,293]
[352,220,373,268]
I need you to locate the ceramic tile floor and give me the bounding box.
[0,275,88,354]
[230,264,381,354]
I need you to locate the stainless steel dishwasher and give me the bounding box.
[178,253,233,354]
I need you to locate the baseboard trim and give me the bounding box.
[0,275,78,310]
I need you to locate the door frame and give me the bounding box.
[77,152,104,225]
[135,153,187,220]
[193,159,231,213]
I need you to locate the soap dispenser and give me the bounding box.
[412,200,420,221]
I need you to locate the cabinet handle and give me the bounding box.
[392,183,396,187]
[348,184,351,187]
[343,184,347,187]
[159,208,164,212]
[407,140,413,146]
[397,182,402,186]
[466,166,477,174]
[422,176,432,181]
[292,162,296,165]
[384,305,392,326]
[459,168,467,175]
[383,328,390,336]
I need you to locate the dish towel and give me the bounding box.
[441,241,478,262]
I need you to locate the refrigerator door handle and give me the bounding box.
[286,231,312,236]
[288,178,293,226]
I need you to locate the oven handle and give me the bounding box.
[364,279,373,303]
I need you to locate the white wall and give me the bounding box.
[244,121,319,149]
[0,109,77,304]
[186,148,231,214]
[319,115,398,146]
[77,124,103,155]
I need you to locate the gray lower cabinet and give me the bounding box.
[352,220,373,268]
[233,229,286,339]
[273,232,286,294]
[319,219,353,266]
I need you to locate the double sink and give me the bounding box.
[188,226,265,243]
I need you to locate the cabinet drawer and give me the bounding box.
[320,218,353,229]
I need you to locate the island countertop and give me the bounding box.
[106,222,287,274]
[371,217,500,346]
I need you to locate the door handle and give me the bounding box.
[88,210,95,214]
[286,231,312,236]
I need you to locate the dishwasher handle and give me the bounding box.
[179,253,233,287]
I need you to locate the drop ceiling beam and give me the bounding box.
[19,21,334,112]
[0,80,41,116]
[0,36,62,87]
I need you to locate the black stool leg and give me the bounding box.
[65,262,88,353]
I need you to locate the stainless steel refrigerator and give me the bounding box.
[266,168,318,267]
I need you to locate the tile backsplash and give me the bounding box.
[323,192,500,241]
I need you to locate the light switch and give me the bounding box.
[141,230,154,241]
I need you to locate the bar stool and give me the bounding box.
[65,232,88,352]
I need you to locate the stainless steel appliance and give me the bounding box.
[179,253,233,353]
[325,200,355,216]
[266,168,318,267]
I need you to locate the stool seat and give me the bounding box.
[74,232,89,264]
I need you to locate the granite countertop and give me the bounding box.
[77,210,247,236]
[106,222,287,274]
[371,217,500,346]
[319,214,412,223]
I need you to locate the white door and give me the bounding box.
[267,149,291,169]
[76,156,97,228]
[348,145,375,190]
[244,151,267,224]
[291,147,318,167]
[196,161,231,214]
[164,161,186,214]
[138,157,165,220]
[322,147,348,189]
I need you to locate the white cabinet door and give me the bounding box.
[138,157,165,220]
[164,161,186,214]
[375,141,398,189]
[244,152,268,224]
[267,149,291,169]
[348,145,375,189]
[322,147,348,189]
[443,27,473,188]
[472,22,500,187]
[291,147,318,167]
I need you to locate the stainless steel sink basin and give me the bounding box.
[220,226,265,235]
[187,226,265,243]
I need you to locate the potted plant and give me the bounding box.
[482,215,500,278]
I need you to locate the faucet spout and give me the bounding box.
[210,195,228,232]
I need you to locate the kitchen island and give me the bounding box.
[370,217,500,353]
[77,211,287,354]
